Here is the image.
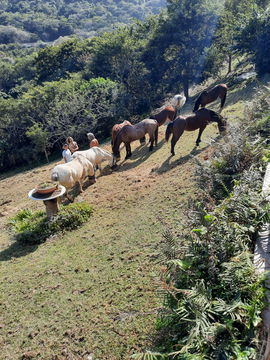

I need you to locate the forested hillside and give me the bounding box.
[0,0,269,173]
[0,0,166,44]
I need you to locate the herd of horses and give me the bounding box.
[112,83,227,160]
[50,83,228,200]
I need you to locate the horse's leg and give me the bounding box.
[125,143,132,159]
[170,127,184,156]
[78,180,83,193]
[140,136,146,144]
[154,127,158,147]
[196,125,206,146]
[149,137,154,151]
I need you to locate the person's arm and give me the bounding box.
[73,142,79,151]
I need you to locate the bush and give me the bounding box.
[136,90,270,359]
[9,202,93,244]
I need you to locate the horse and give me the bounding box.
[51,154,95,199]
[73,147,115,174]
[111,120,132,148]
[112,119,158,161]
[193,84,227,112]
[165,108,227,156]
[150,95,186,127]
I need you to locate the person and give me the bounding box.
[87,132,100,148]
[62,144,73,163]
[66,136,79,154]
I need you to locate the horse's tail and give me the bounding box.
[220,90,227,109]
[193,95,201,112]
[165,121,174,142]
[112,127,123,155]
[51,172,59,182]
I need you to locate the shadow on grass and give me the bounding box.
[114,139,166,173]
[0,241,39,262]
[154,142,213,174]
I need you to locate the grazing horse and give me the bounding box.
[73,147,115,173]
[112,119,158,160]
[111,120,132,148]
[165,108,227,156]
[193,84,227,112]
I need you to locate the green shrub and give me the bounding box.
[139,91,270,359]
[9,202,93,244]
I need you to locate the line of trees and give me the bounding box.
[0,0,166,43]
[0,0,269,171]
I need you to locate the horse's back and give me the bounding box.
[153,106,176,125]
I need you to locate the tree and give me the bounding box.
[26,123,50,162]
[143,0,223,99]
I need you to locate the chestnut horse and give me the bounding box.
[150,95,186,127]
[112,119,158,160]
[111,120,132,148]
[193,84,227,112]
[150,106,177,126]
[165,108,227,156]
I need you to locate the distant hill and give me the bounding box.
[0,0,166,44]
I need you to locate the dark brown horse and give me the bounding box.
[111,120,132,148]
[165,108,227,156]
[193,84,227,112]
[112,119,158,160]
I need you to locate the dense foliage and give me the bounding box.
[0,0,269,172]
[133,90,270,359]
[9,202,93,244]
[0,0,166,43]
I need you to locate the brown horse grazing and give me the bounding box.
[111,120,132,148]
[193,84,227,112]
[112,119,158,160]
[165,108,227,156]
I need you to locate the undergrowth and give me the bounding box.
[9,202,93,244]
[133,90,270,359]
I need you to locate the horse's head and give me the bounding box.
[112,151,121,162]
[218,117,227,134]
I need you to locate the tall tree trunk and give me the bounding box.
[44,148,49,163]
[183,76,189,101]
[227,53,232,73]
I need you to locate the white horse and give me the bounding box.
[51,154,95,199]
[73,147,115,173]
[172,94,186,109]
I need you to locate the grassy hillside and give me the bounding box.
[0,68,265,359]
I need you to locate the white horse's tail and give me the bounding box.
[173,94,186,108]
[51,172,59,182]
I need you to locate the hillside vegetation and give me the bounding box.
[1,0,270,172]
[1,0,270,358]
[0,0,166,43]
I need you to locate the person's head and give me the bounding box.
[87,132,95,141]
[63,143,68,150]
[67,136,73,143]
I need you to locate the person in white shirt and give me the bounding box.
[62,144,73,163]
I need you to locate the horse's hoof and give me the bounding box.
[171,152,175,156]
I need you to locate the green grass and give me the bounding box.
[0,69,269,359]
